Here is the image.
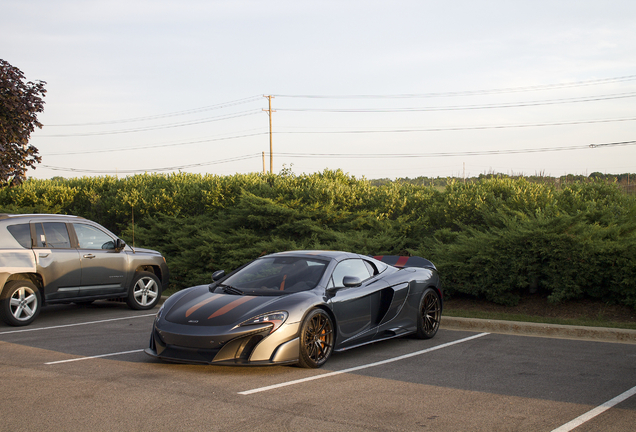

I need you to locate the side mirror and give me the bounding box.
[115,238,126,251]
[212,270,226,282]
[342,276,362,288]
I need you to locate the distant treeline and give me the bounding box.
[370,171,636,191]
[1,169,634,308]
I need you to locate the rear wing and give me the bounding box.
[373,255,436,270]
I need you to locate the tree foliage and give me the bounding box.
[0,170,635,308]
[0,59,46,186]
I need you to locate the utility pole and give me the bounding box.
[263,95,275,173]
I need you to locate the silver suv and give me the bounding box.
[0,214,169,326]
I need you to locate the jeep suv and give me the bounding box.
[0,214,169,326]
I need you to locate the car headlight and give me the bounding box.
[236,311,288,334]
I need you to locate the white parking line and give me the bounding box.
[238,332,490,395]
[0,314,156,335]
[45,349,145,365]
[551,385,636,432]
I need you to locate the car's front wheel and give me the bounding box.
[126,271,161,310]
[0,280,42,326]
[297,308,334,368]
[415,288,441,339]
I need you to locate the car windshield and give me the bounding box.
[218,256,329,296]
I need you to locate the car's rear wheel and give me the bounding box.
[415,288,441,339]
[126,271,161,310]
[0,280,41,326]
[298,308,334,368]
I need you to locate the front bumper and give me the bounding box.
[145,319,300,365]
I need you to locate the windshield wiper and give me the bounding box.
[219,284,244,295]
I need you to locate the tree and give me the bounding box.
[0,59,46,186]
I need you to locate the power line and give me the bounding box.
[274,140,636,159]
[37,110,262,137]
[44,95,263,127]
[276,91,636,113]
[274,74,636,99]
[41,153,262,174]
[275,116,636,134]
[43,131,268,156]
[39,140,635,175]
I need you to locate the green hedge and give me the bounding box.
[1,170,634,308]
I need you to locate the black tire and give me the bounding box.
[126,271,161,310]
[297,308,334,368]
[415,288,441,339]
[0,280,42,326]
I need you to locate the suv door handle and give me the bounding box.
[83,254,96,259]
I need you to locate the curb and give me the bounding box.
[441,316,636,344]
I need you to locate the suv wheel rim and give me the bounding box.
[10,287,38,321]
[133,277,159,306]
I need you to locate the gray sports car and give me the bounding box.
[145,250,442,368]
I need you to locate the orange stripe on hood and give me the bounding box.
[186,294,221,318]
[208,296,254,319]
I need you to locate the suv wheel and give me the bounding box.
[0,280,42,326]
[126,272,161,310]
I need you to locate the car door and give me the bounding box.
[31,221,82,300]
[71,222,128,296]
[328,258,387,348]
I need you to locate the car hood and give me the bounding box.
[130,246,162,256]
[164,285,295,327]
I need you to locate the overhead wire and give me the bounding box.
[43,131,268,156]
[34,73,636,174]
[40,116,636,156]
[276,91,636,113]
[275,116,636,134]
[274,140,636,159]
[273,74,636,99]
[41,153,263,174]
[38,110,262,137]
[44,95,263,126]
[41,140,635,174]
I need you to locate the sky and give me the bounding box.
[2,0,636,180]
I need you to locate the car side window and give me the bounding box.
[331,259,372,287]
[7,223,32,248]
[73,223,116,250]
[34,222,72,249]
[363,260,378,276]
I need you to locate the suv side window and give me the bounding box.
[34,222,72,249]
[7,223,31,248]
[73,223,116,250]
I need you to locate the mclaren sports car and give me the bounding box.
[145,250,442,368]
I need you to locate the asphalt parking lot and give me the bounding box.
[1,301,635,432]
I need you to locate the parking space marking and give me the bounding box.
[45,349,145,365]
[551,384,636,432]
[0,314,156,336]
[238,332,490,395]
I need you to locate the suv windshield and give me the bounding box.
[218,256,328,296]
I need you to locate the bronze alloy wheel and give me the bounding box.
[416,288,441,339]
[298,309,334,368]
